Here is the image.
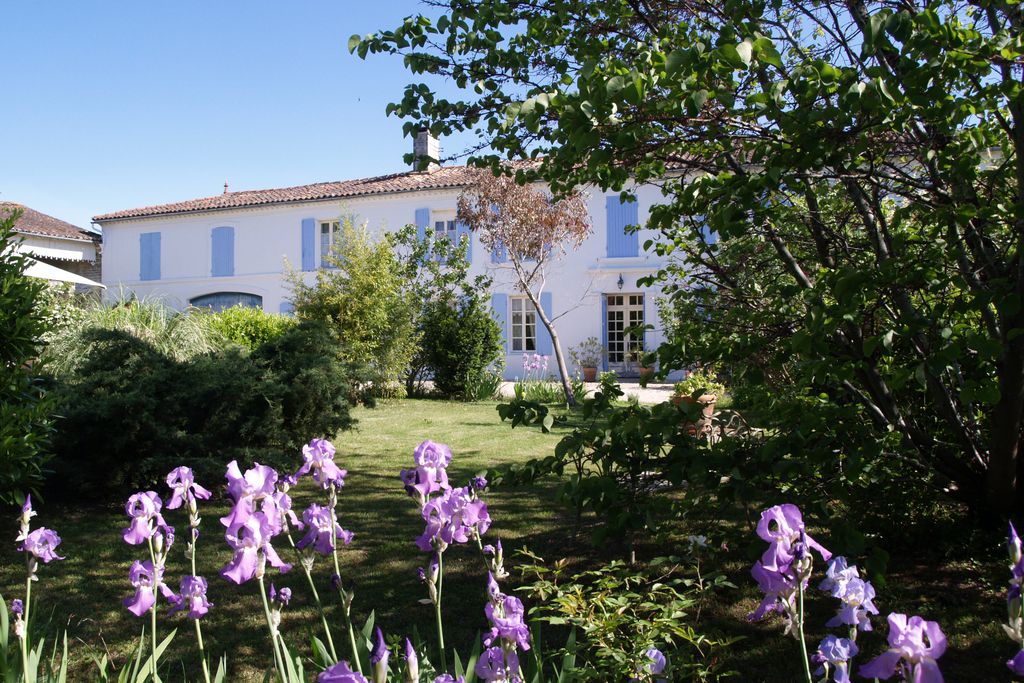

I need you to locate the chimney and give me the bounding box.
[413,129,440,172]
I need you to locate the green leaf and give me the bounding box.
[736,39,753,66]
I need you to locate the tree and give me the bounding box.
[457,169,591,406]
[353,1,1024,515]
[288,217,417,396]
[0,207,55,501]
[390,223,498,396]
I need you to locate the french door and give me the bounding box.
[606,293,644,374]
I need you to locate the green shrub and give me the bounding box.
[202,305,296,351]
[420,297,503,400]
[43,297,225,376]
[288,218,417,397]
[0,208,56,501]
[48,321,355,499]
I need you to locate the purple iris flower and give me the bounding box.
[1009,650,1024,675]
[221,513,291,584]
[474,646,518,682]
[471,476,488,491]
[826,576,878,631]
[369,627,389,683]
[755,504,830,574]
[749,505,830,629]
[403,639,419,682]
[401,440,454,500]
[819,556,859,595]
[644,647,666,674]
[416,486,491,552]
[296,503,354,555]
[19,495,36,526]
[433,676,465,683]
[859,613,946,683]
[269,583,292,607]
[11,599,23,616]
[261,490,302,536]
[122,491,168,545]
[124,560,172,617]
[295,438,348,489]
[317,660,368,683]
[484,594,531,652]
[221,460,278,532]
[19,527,64,563]
[165,466,212,510]
[167,575,212,619]
[813,635,858,683]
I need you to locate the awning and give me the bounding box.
[22,256,105,288]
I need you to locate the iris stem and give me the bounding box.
[435,549,447,673]
[146,536,159,683]
[189,522,212,683]
[21,564,32,683]
[797,579,813,683]
[328,488,361,673]
[285,528,338,662]
[257,574,287,683]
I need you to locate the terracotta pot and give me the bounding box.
[639,366,655,380]
[582,366,598,382]
[674,393,717,419]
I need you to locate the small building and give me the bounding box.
[94,134,676,379]
[3,202,103,289]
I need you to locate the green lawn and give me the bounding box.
[0,398,1011,681]
[0,400,581,681]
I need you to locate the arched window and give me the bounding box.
[189,292,263,312]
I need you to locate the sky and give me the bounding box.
[0,1,475,232]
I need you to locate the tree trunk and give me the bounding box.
[525,290,577,407]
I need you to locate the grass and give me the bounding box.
[0,399,581,681]
[0,398,1014,681]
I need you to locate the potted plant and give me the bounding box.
[671,367,726,415]
[569,337,605,382]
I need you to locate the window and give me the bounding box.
[320,220,340,264]
[434,219,457,245]
[189,292,263,312]
[510,296,536,352]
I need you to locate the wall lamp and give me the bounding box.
[617,273,624,290]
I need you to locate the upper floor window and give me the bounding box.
[320,220,340,264]
[434,218,457,245]
[510,296,536,352]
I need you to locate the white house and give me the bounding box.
[2,202,104,290]
[94,135,675,379]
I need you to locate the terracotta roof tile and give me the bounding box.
[93,166,482,222]
[1,202,98,242]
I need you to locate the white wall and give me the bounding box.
[98,181,681,380]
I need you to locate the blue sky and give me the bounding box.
[0,1,472,231]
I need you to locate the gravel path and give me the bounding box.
[498,381,675,405]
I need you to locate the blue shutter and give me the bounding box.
[606,195,639,258]
[536,292,553,356]
[600,295,609,371]
[301,218,316,271]
[415,208,430,242]
[279,301,294,315]
[456,220,472,263]
[491,293,508,352]
[140,232,160,281]
[491,241,507,263]
[211,226,234,277]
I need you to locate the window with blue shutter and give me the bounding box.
[491,293,509,352]
[415,208,430,242]
[606,195,639,258]
[536,292,554,355]
[456,220,472,263]
[211,226,234,277]
[491,241,507,263]
[301,218,316,271]
[139,232,161,281]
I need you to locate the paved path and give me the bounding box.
[498,381,675,405]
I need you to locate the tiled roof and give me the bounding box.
[1,202,98,242]
[93,166,483,222]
